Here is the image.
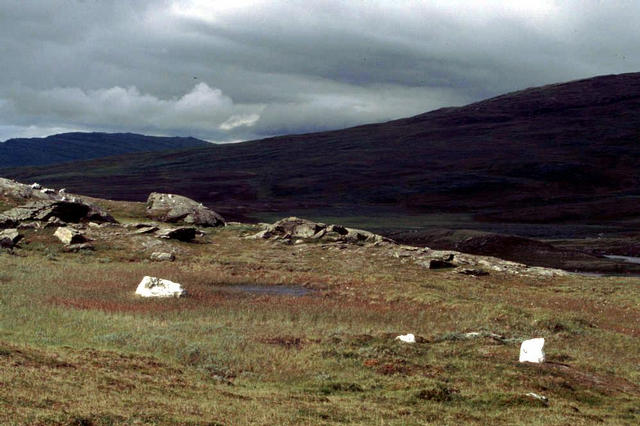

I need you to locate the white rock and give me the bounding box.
[30,182,41,189]
[395,333,416,343]
[519,338,545,363]
[136,276,185,298]
[53,226,88,245]
[526,392,549,403]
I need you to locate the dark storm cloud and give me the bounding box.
[1,0,639,142]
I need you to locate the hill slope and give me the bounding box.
[4,72,640,228]
[0,132,210,167]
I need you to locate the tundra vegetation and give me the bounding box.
[0,195,639,425]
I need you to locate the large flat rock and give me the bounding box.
[0,199,116,225]
[146,193,225,227]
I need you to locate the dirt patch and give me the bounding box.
[542,362,640,396]
[258,336,319,349]
[0,342,76,370]
[415,384,460,402]
[362,357,440,377]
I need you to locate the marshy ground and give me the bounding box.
[0,199,639,424]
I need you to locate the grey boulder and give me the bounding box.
[150,252,175,262]
[0,229,22,248]
[146,193,225,227]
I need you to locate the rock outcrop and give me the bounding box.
[0,229,22,248]
[252,217,391,245]
[0,177,55,201]
[17,222,40,230]
[156,226,198,241]
[388,228,604,272]
[136,276,186,298]
[0,216,16,229]
[252,217,567,277]
[0,199,116,226]
[391,245,569,277]
[146,193,225,227]
[126,223,159,234]
[1,178,116,229]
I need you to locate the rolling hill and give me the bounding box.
[0,132,210,168]
[4,72,640,231]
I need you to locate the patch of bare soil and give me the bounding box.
[542,362,640,396]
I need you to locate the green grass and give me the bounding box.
[0,202,639,424]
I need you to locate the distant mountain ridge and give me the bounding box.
[4,72,640,228]
[0,132,210,168]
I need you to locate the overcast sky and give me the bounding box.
[1,0,639,142]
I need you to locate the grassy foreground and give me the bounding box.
[0,201,639,424]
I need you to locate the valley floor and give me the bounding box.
[0,203,639,424]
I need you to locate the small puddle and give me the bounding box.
[212,285,315,297]
[604,255,640,265]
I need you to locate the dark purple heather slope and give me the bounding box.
[4,72,640,227]
[0,132,210,168]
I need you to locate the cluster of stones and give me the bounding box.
[1,177,227,255]
[251,216,390,245]
[251,217,568,278]
[0,179,116,251]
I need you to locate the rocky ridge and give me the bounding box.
[1,177,569,277]
[251,217,568,277]
[251,216,391,244]
[0,178,116,226]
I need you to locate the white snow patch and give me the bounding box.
[136,276,186,298]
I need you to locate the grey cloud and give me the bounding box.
[1,0,640,142]
[1,82,264,141]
